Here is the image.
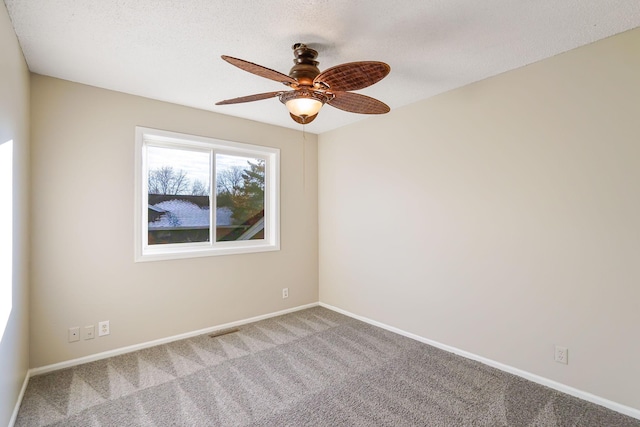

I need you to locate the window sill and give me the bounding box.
[135,240,280,262]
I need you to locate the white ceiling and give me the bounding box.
[5,1,640,134]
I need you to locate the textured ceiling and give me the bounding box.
[5,1,640,134]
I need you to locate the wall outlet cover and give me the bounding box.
[84,325,95,340]
[555,345,568,364]
[98,320,110,337]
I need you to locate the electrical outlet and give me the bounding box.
[68,327,80,343]
[282,288,289,299]
[555,345,568,364]
[98,320,110,337]
[84,325,95,340]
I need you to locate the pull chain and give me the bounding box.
[302,124,306,190]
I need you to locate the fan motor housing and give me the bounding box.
[289,43,320,85]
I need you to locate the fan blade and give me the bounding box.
[328,92,390,114]
[216,91,282,105]
[314,61,390,91]
[221,55,297,85]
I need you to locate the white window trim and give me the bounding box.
[134,126,280,262]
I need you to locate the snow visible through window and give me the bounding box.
[149,200,209,229]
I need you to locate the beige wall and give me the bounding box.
[319,28,640,410]
[30,76,318,367]
[0,2,30,425]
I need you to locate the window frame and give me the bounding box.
[134,126,280,262]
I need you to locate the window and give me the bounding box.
[135,127,279,261]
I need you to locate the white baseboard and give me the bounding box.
[319,302,640,421]
[30,302,319,377]
[9,369,30,427]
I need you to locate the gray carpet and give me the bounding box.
[15,307,640,426]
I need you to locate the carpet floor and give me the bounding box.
[15,306,640,426]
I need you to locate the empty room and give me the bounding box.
[2,1,639,426]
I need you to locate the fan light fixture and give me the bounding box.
[279,89,329,123]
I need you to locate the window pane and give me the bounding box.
[216,154,265,242]
[147,146,210,245]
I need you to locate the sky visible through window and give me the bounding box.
[147,146,256,191]
[147,146,210,192]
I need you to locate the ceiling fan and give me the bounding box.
[216,43,391,125]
